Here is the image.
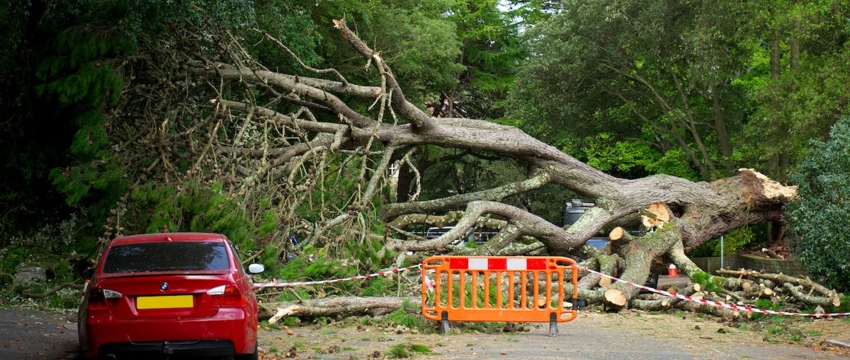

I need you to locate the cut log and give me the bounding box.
[782,283,840,308]
[608,227,633,242]
[675,300,742,319]
[260,296,416,320]
[598,277,612,288]
[604,288,628,311]
[630,297,673,310]
[667,286,678,295]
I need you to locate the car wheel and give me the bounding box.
[234,344,258,360]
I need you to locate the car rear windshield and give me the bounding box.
[102,242,230,274]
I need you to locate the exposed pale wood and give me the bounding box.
[640,202,670,229]
[666,286,678,295]
[260,296,417,320]
[604,288,628,307]
[269,306,297,325]
[598,277,612,288]
[609,227,633,242]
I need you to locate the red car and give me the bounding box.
[78,232,265,360]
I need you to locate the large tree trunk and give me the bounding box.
[194,20,797,308]
[117,19,801,313]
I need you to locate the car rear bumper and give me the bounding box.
[81,308,255,359]
[98,339,235,359]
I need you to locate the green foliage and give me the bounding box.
[577,131,698,180]
[128,181,255,252]
[690,271,723,294]
[689,226,761,257]
[361,276,394,297]
[383,302,425,328]
[252,1,321,73]
[513,0,724,177]
[751,298,782,321]
[785,115,850,293]
[735,1,850,179]
[278,256,359,291]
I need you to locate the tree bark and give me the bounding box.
[181,19,799,311]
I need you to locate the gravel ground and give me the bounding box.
[259,310,850,360]
[1,306,848,360]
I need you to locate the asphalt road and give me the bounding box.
[0,307,78,360]
[2,306,848,360]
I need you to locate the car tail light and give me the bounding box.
[207,285,244,306]
[87,288,122,311]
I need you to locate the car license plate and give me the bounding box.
[137,295,193,310]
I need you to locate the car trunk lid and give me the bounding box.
[93,274,232,320]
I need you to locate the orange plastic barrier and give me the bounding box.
[421,256,578,335]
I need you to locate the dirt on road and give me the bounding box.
[258,309,850,360]
[0,307,78,360]
[1,306,849,360]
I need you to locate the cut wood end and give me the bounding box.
[604,288,627,306]
[609,227,625,241]
[598,277,612,288]
[646,202,670,221]
[640,202,670,229]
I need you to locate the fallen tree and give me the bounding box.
[94,15,842,319]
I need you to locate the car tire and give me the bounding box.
[234,344,258,360]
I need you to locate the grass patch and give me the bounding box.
[766,326,784,335]
[387,343,433,358]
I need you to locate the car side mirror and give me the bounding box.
[247,263,265,274]
[82,268,95,280]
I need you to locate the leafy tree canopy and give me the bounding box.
[786,115,850,293]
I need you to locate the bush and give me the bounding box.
[785,115,850,293]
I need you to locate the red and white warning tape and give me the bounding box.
[250,260,847,318]
[252,264,421,289]
[579,266,850,317]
